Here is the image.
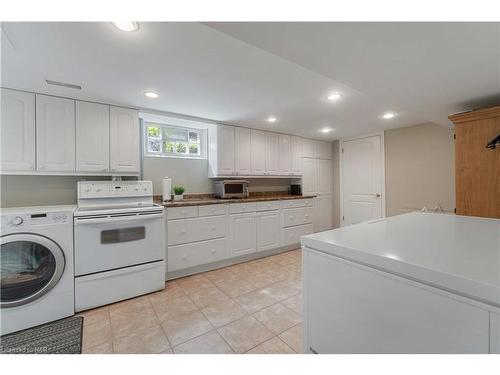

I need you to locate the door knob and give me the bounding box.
[375,193,381,198]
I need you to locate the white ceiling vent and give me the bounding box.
[45,80,82,90]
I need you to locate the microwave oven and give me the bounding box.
[213,180,249,199]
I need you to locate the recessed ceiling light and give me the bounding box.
[327,93,342,101]
[267,116,277,123]
[319,127,333,133]
[112,22,140,32]
[144,91,159,98]
[382,112,396,119]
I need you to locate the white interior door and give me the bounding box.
[341,134,384,226]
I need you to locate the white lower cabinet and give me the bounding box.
[283,206,314,228]
[230,212,257,256]
[167,199,313,276]
[168,238,227,272]
[168,215,226,246]
[256,210,281,252]
[282,224,314,247]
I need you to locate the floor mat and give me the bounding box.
[0,316,83,354]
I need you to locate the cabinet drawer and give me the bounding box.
[168,238,227,272]
[168,215,226,245]
[282,224,314,246]
[167,206,198,220]
[256,200,281,212]
[283,207,313,227]
[282,199,314,209]
[199,204,226,217]
[229,202,257,214]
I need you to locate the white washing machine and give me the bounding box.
[0,205,75,335]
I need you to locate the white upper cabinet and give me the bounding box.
[303,138,317,158]
[76,101,110,172]
[302,157,318,195]
[109,106,139,173]
[209,124,234,176]
[235,127,251,175]
[36,94,75,171]
[1,89,35,171]
[318,140,332,159]
[251,129,266,175]
[278,134,291,175]
[318,159,332,194]
[266,132,279,175]
[291,136,303,175]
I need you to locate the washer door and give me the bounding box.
[0,234,65,308]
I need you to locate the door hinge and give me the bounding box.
[453,134,456,140]
[454,208,456,213]
[342,215,345,221]
[341,148,344,153]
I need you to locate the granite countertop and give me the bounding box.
[156,193,317,208]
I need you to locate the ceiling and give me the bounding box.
[1,22,499,139]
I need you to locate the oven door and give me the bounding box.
[0,234,65,308]
[74,210,165,276]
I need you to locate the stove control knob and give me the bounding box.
[12,216,23,226]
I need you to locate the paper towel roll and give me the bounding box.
[162,177,172,201]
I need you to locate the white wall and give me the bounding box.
[0,175,115,207]
[384,123,455,216]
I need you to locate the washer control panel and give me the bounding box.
[78,181,153,199]
[1,211,71,229]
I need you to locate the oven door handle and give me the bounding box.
[74,213,164,225]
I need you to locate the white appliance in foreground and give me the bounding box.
[0,205,75,335]
[74,181,165,312]
[302,212,500,354]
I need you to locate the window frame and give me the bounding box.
[143,122,206,160]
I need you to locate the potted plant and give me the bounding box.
[173,186,185,201]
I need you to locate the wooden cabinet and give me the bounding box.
[36,94,75,171]
[1,89,35,171]
[266,132,279,175]
[235,127,251,175]
[110,106,140,173]
[291,136,303,175]
[257,210,281,251]
[449,106,500,218]
[251,129,267,175]
[76,101,110,172]
[230,212,257,256]
[278,134,291,175]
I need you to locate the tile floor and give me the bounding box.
[79,249,303,354]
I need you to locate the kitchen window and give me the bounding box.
[144,122,206,159]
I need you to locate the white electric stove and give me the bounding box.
[73,180,166,312]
